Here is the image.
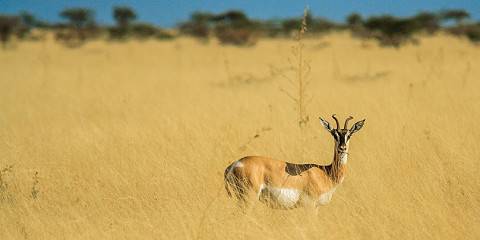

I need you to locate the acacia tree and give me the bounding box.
[0,16,19,48]
[441,9,470,25]
[16,11,38,39]
[19,12,36,28]
[411,12,440,33]
[60,8,93,28]
[347,13,362,27]
[114,6,136,28]
[59,8,94,41]
[364,15,416,47]
[110,6,137,39]
[178,12,213,39]
[211,10,256,45]
[20,11,49,29]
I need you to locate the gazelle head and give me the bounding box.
[319,114,365,154]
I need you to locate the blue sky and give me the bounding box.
[1,0,479,27]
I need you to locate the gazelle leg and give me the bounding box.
[255,183,266,200]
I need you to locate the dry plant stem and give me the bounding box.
[294,8,311,129]
[294,8,312,161]
[31,171,40,200]
[223,53,233,84]
[462,61,471,87]
[280,8,312,131]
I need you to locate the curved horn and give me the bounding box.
[344,116,353,129]
[332,114,340,130]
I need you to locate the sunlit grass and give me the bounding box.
[0,33,479,239]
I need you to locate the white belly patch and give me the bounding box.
[259,186,301,208]
[318,187,336,205]
[258,185,338,208]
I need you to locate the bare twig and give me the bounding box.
[280,7,312,129]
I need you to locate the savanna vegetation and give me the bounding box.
[1,6,479,240]
[1,7,480,47]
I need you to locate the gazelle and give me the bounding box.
[224,115,365,209]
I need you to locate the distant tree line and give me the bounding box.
[0,7,479,48]
[0,6,174,48]
[346,9,478,46]
[178,10,339,45]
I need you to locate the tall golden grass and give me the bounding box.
[0,32,479,239]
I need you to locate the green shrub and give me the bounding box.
[363,15,417,47]
[131,23,157,39]
[0,15,20,48]
[178,12,213,39]
[448,24,480,43]
[214,25,256,45]
[211,10,257,45]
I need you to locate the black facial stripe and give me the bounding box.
[332,130,351,144]
[331,131,338,140]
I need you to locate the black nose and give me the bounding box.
[339,145,347,151]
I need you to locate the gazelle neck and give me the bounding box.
[327,144,348,184]
[335,149,348,165]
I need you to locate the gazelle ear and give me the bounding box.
[350,119,365,134]
[319,117,333,132]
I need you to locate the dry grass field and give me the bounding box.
[1,32,479,239]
